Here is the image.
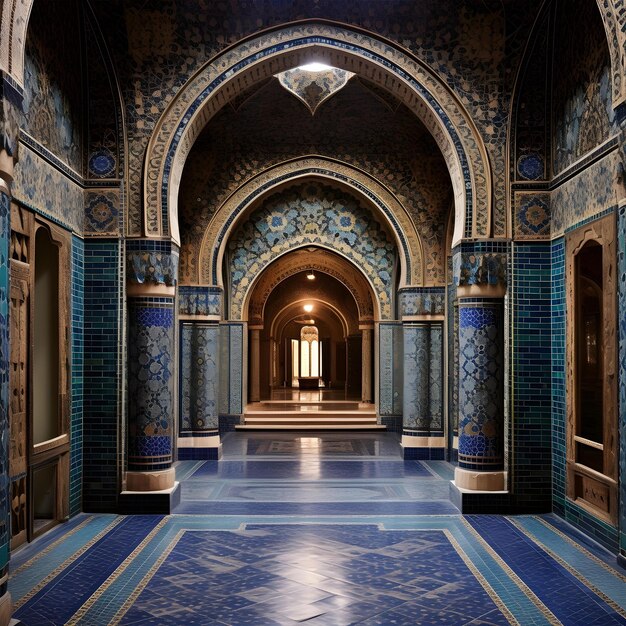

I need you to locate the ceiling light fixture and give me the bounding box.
[303,304,314,313]
[306,270,315,280]
[298,62,333,72]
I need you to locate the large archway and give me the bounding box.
[140,21,493,246]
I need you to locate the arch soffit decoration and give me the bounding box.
[0,0,33,93]
[232,241,387,321]
[245,248,375,326]
[195,157,424,290]
[142,21,494,247]
[595,0,626,109]
[271,299,352,340]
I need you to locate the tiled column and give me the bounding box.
[124,240,179,508]
[452,244,507,491]
[398,288,445,459]
[218,322,247,428]
[377,322,403,430]
[250,327,261,402]
[178,285,222,459]
[360,326,373,404]
[0,151,14,625]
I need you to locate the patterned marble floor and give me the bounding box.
[9,433,626,625]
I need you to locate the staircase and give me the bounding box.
[236,400,384,430]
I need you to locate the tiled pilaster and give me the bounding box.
[179,322,221,460]
[377,322,403,431]
[402,322,444,460]
[219,322,246,428]
[124,240,179,507]
[452,242,507,493]
[178,285,222,458]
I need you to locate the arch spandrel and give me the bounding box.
[190,157,424,290]
[142,21,493,246]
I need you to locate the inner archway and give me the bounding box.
[242,248,380,430]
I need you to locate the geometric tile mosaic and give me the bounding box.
[10,433,626,625]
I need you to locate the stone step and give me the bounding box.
[236,424,386,430]
[243,416,378,424]
[244,410,376,419]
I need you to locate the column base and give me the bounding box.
[453,467,506,491]
[126,467,175,491]
[401,435,446,460]
[0,589,11,626]
[178,434,222,460]
[449,480,510,515]
[119,482,181,514]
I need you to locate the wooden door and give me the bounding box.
[9,205,32,548]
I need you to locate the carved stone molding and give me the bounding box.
[194,157,424,289]
[141,22,491,246]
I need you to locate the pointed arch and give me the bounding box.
[141,20,493,247]
[193,157,424,291]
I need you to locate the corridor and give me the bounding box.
[9,433,626,625]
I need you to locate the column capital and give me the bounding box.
[452,241,508,298]
[126,238,179,295]
[178,284,222,320]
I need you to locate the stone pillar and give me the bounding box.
[123,240,179,511]
[452,245,507,492]
[398,287,446,459]
[250,327,261,402]
[360,326,373,404]
[178,285,222,460]
[0,151,14,625]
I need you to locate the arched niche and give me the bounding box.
[189,158,424,290]
[222,181,397,320]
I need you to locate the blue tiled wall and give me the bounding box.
[512,243,552,511]
[551,235,619,551]
[70,236,84,516]
[447,280,458,462]
[551,238,566,513]
[618,205,626,558]
[83,240,120,512]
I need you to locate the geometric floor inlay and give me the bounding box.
[9,432,626,625]
[117,524,513,625]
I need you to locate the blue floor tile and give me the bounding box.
[9,433,626,626]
